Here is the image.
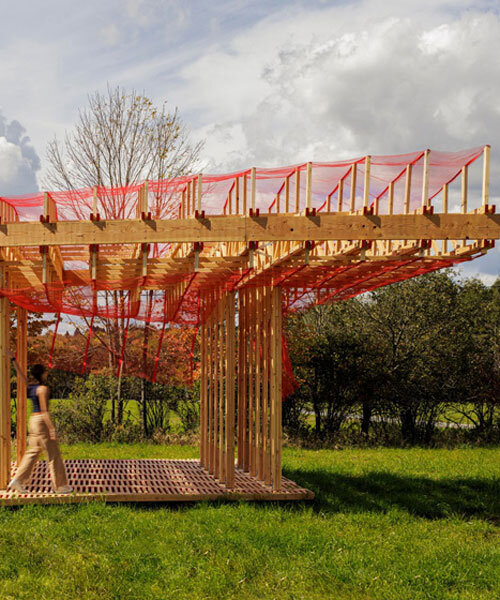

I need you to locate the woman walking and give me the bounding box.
[8,363,72,494]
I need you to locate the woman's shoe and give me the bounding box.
[7,478,28,494]
[54,485,73,494]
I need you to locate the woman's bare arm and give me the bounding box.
[37,386,57,440]
[9,352,28,386]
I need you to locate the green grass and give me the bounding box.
[1,445,499,600]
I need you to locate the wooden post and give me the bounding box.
[404,164,412,214]
[93,186,98,218]
[349,164,357,212]
[294,168,301,213]
[305,162,312,211]
[0,274,10,490]
[421,149,430,208]
[482,145,490,207]
[285,176,290,213]
[337,178,344,212]
[442,183,448,254]
[16,307,27,466]
[461,165,468,213]
[363,156,371,208]
[197,174,203,214]
[250,168,256,213]
[270,286,282,491]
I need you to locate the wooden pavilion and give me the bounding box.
[0,145,498,505]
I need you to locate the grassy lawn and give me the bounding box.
[0,445,499,600]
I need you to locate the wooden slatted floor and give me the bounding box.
[0,459,314,505]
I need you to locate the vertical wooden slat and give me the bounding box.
[242,289,249,471]
[16,306,27,466]
[248,288,255,477]
[218,298,225,482]
[255,288,262,479]
[237,290,245,469]
[262,287,271,485]
[225,293,235,488]
[270,286,282,491]
[0,275,10,490]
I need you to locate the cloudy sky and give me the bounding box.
[0,0,499,281]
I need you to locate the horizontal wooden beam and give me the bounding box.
[0,213,499,247]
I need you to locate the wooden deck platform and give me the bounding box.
[0,459,314,505]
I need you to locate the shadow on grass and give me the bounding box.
[283,465,500,522]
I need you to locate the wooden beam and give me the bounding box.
[0,213,498,247]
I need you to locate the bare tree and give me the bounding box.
[44,85,203,426]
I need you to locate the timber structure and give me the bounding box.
[0,145,495,504]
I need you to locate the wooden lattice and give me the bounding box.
[0,459,314,505]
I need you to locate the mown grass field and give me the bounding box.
[1,444,499,600]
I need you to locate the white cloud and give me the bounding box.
[0,112,40,194]
[175,2,500,177]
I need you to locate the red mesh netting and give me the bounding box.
[1,147,487,383]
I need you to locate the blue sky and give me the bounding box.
[0,0,499,282]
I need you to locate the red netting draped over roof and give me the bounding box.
[0,147,487,384]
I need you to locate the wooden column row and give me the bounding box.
[237,286,282,491]
[199,292,236,488]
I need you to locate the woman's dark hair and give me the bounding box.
[30,364,46,384]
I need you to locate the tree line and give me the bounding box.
[285,271,500,445]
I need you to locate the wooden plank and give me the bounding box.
[16,307,27,466]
